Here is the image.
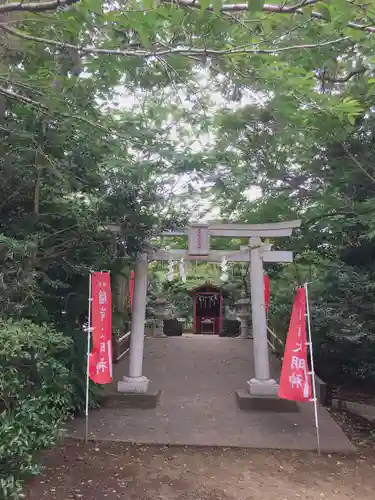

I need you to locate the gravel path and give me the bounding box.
[68,337,354,452]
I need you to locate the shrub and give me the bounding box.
[268,261,375,388]
[314,334,375,387]
[0,319,75,499]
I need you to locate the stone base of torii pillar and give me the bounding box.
[235,388,298,412]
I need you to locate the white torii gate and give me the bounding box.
[117,220,301,398]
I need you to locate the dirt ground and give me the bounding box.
[25,424,375,500]
[24,388,375,500]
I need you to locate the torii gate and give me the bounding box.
[117,220,301,400]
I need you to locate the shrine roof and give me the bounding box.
[187,282,229,296]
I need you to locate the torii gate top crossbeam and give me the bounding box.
[160,220,301,238]
[153,220,301,261]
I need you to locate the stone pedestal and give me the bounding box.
[103,389,162,409]
[236,378,298,412]
[153,296,168,337]
[235,293,251,339]
[247,377,278,396]
[116,376,160,408]
[117,375,149,393]
[235,390,298,412]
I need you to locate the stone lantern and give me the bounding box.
[153,295,168,337]
[235,291,251,339]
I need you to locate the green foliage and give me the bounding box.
[0,320,75,498]
[209,70,375,386]
[1,5,192,495]
[315,336,375,386]
[2,0,374,138]
[1,0,375,494]
[149,259,246,323]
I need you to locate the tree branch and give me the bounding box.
[0,24,350,57]
[167,0,375,33]
[0,0,79,14]
[0,83,152,149]
[0,0,374,35]
[303,207,375,226]
[0,84,119,138]
[316,67,368,83]
[172,0,320,13]
[341,142,375,184]
[303,211,362,226]
[0,83,49,108]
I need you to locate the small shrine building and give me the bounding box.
[190,283,223,335]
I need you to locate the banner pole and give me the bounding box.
[304,283,321,456]
[85,272,93,444]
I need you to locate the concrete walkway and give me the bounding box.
[68,336,355,453]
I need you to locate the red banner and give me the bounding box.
[278,287,312,401]
[264,274,270,314]
[129,271,135,311]
[88,272,113,384]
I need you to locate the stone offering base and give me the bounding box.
[235,389,299,413]
[102,389,162,409]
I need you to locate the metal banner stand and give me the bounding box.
[85,272,93,444]
[304,282,321,456]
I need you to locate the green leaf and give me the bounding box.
[142,0,160,8]
[330,0,352,27]
[137,26,152,48]
[247,0,265,12]
[212,0,223,14]
[316,2,331,21]
[199,0,211,12]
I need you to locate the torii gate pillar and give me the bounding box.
[247,237,278,396]
[117,252,150,394]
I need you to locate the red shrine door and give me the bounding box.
[193,284,222,335]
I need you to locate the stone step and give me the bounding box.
[102,388,162,409]
[332,399,375,422]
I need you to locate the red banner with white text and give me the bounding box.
[129,271,135,311]
[88,272,113,384]
[264,274,270,314]
[278,287,312,401]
